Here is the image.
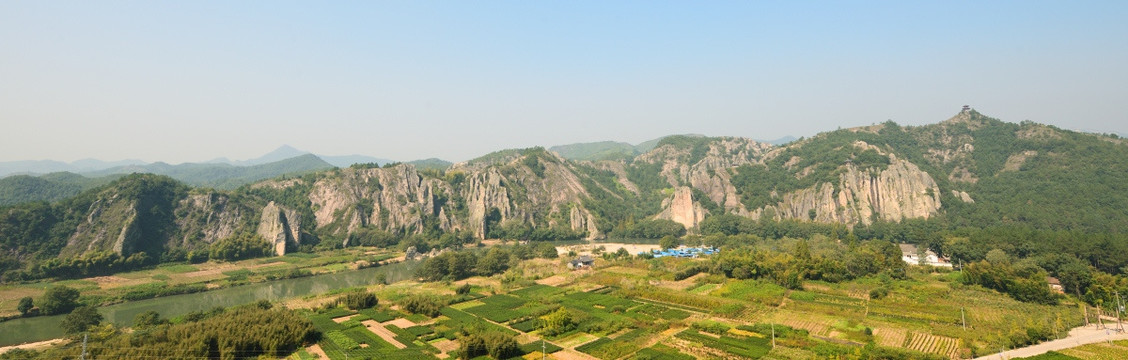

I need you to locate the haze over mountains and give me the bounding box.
[0,145,393,178]
[0,135,796,198]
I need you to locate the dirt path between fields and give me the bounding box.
[361,320,407,349]
[973,325,1128,359]
[306,344,328,359]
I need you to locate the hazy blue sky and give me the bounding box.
[2,1,1126,163]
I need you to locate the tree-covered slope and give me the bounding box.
[3,110,1128,282]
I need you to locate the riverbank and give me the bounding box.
[0,248,398,319]
[555,242,661,256]
[0,339,69,355]
[973,325,1128,359]
[0,257,419,347]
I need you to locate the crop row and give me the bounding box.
[480,294,527,309]
[633,344,695,360]
[439,307,518,336]
[565,291,637,309]
[782,319,830,336]
[510,284,566,299]
[629,303,691,321]
[576,337,640,360]
[465,303,524,323]
[872,327,907,348]
[674,329,771,358]
[868,306,956,324]
[907,332,958,356]
[325,330,360,350]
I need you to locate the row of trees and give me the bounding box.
[706,236,906,289]
[416,243,558,282]
[8,302,320,360]
[16,285,81,317]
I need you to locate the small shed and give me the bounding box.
[569,255,594,270]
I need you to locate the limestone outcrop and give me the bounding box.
[757,158,942,225]
[173,193,247,247]
[639,137,773,215]
[256,201,301,256]
[308,165,452,238]
[655,187,708,229]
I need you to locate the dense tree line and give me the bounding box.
[705,235,905,289]
[208,233,274,261]
[416,243,558,282]
[696,213,1128,307]
[485,218,585,241]
[608,218,686,239]
[337,290,378,310]
[2,302,319,360]
[458,331,520,359]
[961,257,1058,305]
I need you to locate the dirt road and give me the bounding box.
[973,325,1128,359]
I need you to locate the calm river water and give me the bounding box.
[0,260,419,347]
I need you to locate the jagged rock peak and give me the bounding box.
[257,201,301,256]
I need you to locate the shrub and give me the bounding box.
[339,291,378,310]
[869,287,890,299]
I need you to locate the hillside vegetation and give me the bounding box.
[2,110,1128,288]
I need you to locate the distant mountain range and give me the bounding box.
[0,145,395,179]
[206,145,394,168]
[0,159,147,178]
[0,154,335,205]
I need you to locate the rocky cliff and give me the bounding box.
[758,157,942,225]
[17,110,1123,268]
[257,201,301,256]
[308,165,452,240]
[655,187,707,229]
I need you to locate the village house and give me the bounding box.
[569,255,594,270]
[899,244,953,267]
[1047,276,1064,294]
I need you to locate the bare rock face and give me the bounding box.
[257,201,301,256]
[952,190,975,203]
[759,158,942,225]
[638,137,772,216]
[1002,150,1038,172]
[63,195,138,257]
[112,204,140,256]
[656,187,707,229]
[569,205,600,238]
[463,167,512,239]
[173,193,246,248]
[308,165,452,238]
[458,153,600,239]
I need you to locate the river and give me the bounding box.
[0,260,419,347]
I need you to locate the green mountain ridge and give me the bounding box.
[547,136,668,161]
[3,110,1128,281]
[84,154,335,190]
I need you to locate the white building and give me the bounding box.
[899,244,953,267]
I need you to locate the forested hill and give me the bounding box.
[0,154,336,206]
[3,110,1128,281]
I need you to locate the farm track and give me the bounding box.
[973,325,1128,360]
